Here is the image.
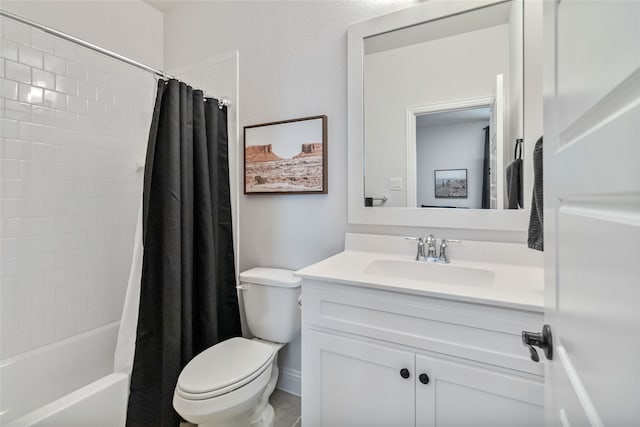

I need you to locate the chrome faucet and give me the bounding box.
[406,235,438,262]
[437,238,462,263]
[407,236,461,263]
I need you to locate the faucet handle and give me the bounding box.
[438,239,462,263]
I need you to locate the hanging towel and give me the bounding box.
[528,137,543,251]
[506,139,523,209]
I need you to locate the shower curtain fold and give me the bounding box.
[125,79,241,427]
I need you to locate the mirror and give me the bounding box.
[348,0,537,230]
[364,0,523,210]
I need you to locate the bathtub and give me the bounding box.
[0,322,128,426]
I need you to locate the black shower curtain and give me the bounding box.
[126,79,242,426]
[481,126,490,209]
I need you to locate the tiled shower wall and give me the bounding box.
[0,17,155,359]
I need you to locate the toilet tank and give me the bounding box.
[239,268,301,344]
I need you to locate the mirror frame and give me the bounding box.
[348,0,529,231]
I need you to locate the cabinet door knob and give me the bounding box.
[400,368,410,379]
[419,373,430,385]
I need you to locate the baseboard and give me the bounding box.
[276,367,301,397]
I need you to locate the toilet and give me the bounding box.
[173,268,301,427]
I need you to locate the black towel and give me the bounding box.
[527,137,543,251]
[506,158,523,209]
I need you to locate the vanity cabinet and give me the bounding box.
[301,280,545,427]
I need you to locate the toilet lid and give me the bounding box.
[177,337,274,396]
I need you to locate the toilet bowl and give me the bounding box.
[173,268,301,427]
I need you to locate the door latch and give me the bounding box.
[522,324,553,362]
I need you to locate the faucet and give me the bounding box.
[407,236,461,263]
[406,235,438,262]
[437,238,462,263]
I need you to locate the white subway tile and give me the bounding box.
[54,250,77,269]
[75,48,97,67]
[43,89,66,110]
[19,160,44,179]
[87,67,106,87]
[43,54,65,74]
[1,77,18,99]
[87,100,106,115]
[32,69,55,89]
[1,118,19,138]
[66,61,87,81]
[66,264,88,283]
[55,74,76,95]
[95,86,115,104]
[30,30,55,54]
[43,269,66,288]
[1,237,19,258]
[31,322,56,348]
[4,100,31,121]
[1,39,18,61]
[2,20,31,46]
[77,80,95,100]
[33,252,55,272]
[18,83,43,104]
[18,45,43,69]
[17,198,44,217]
[5,60,31,84]
[31,106,56,126]
[42,200,65,218]
[1,158,18,178]
[53,39,75,61]
[29,217,54,237]
[1,198,19,217]
[67,95,87,114]
[56,113,77,132]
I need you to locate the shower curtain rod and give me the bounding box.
[0,9,232,108]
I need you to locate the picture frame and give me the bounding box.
[434,169,468,198]
[244,115,328,194]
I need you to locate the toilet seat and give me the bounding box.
[175,337,275,401]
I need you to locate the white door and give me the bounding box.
[544,0,640,425]
[415,354,543,427]
[303,330,415,427]
[489,74,505,209]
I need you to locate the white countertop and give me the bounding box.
[295,234,545,312]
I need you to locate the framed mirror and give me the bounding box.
[348,0,536,231]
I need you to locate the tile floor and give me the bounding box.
[271,389,301,427]
[179,389,301,427]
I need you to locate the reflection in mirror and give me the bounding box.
[363,0,523,210]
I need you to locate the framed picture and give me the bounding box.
[434,169,468,198]
[244,115,327,194]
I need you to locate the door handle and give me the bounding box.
[522,324,553,362]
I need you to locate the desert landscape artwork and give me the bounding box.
[435,169,468,198]
[244,116,327,194]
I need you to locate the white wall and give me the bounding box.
[0,0,163,69]
[416,120,489,209]
[0,16,157,359]
[364,24,509,207]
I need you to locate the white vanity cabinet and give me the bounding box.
[301,279,545,427]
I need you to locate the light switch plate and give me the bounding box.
[389,177,403,191]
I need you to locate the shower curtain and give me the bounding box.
[124,79,242,426]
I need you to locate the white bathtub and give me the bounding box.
[0,322,128,426]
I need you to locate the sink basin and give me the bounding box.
[364,259,495,286]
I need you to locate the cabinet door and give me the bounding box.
[303,330,415,427]
[415,354,543,427]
